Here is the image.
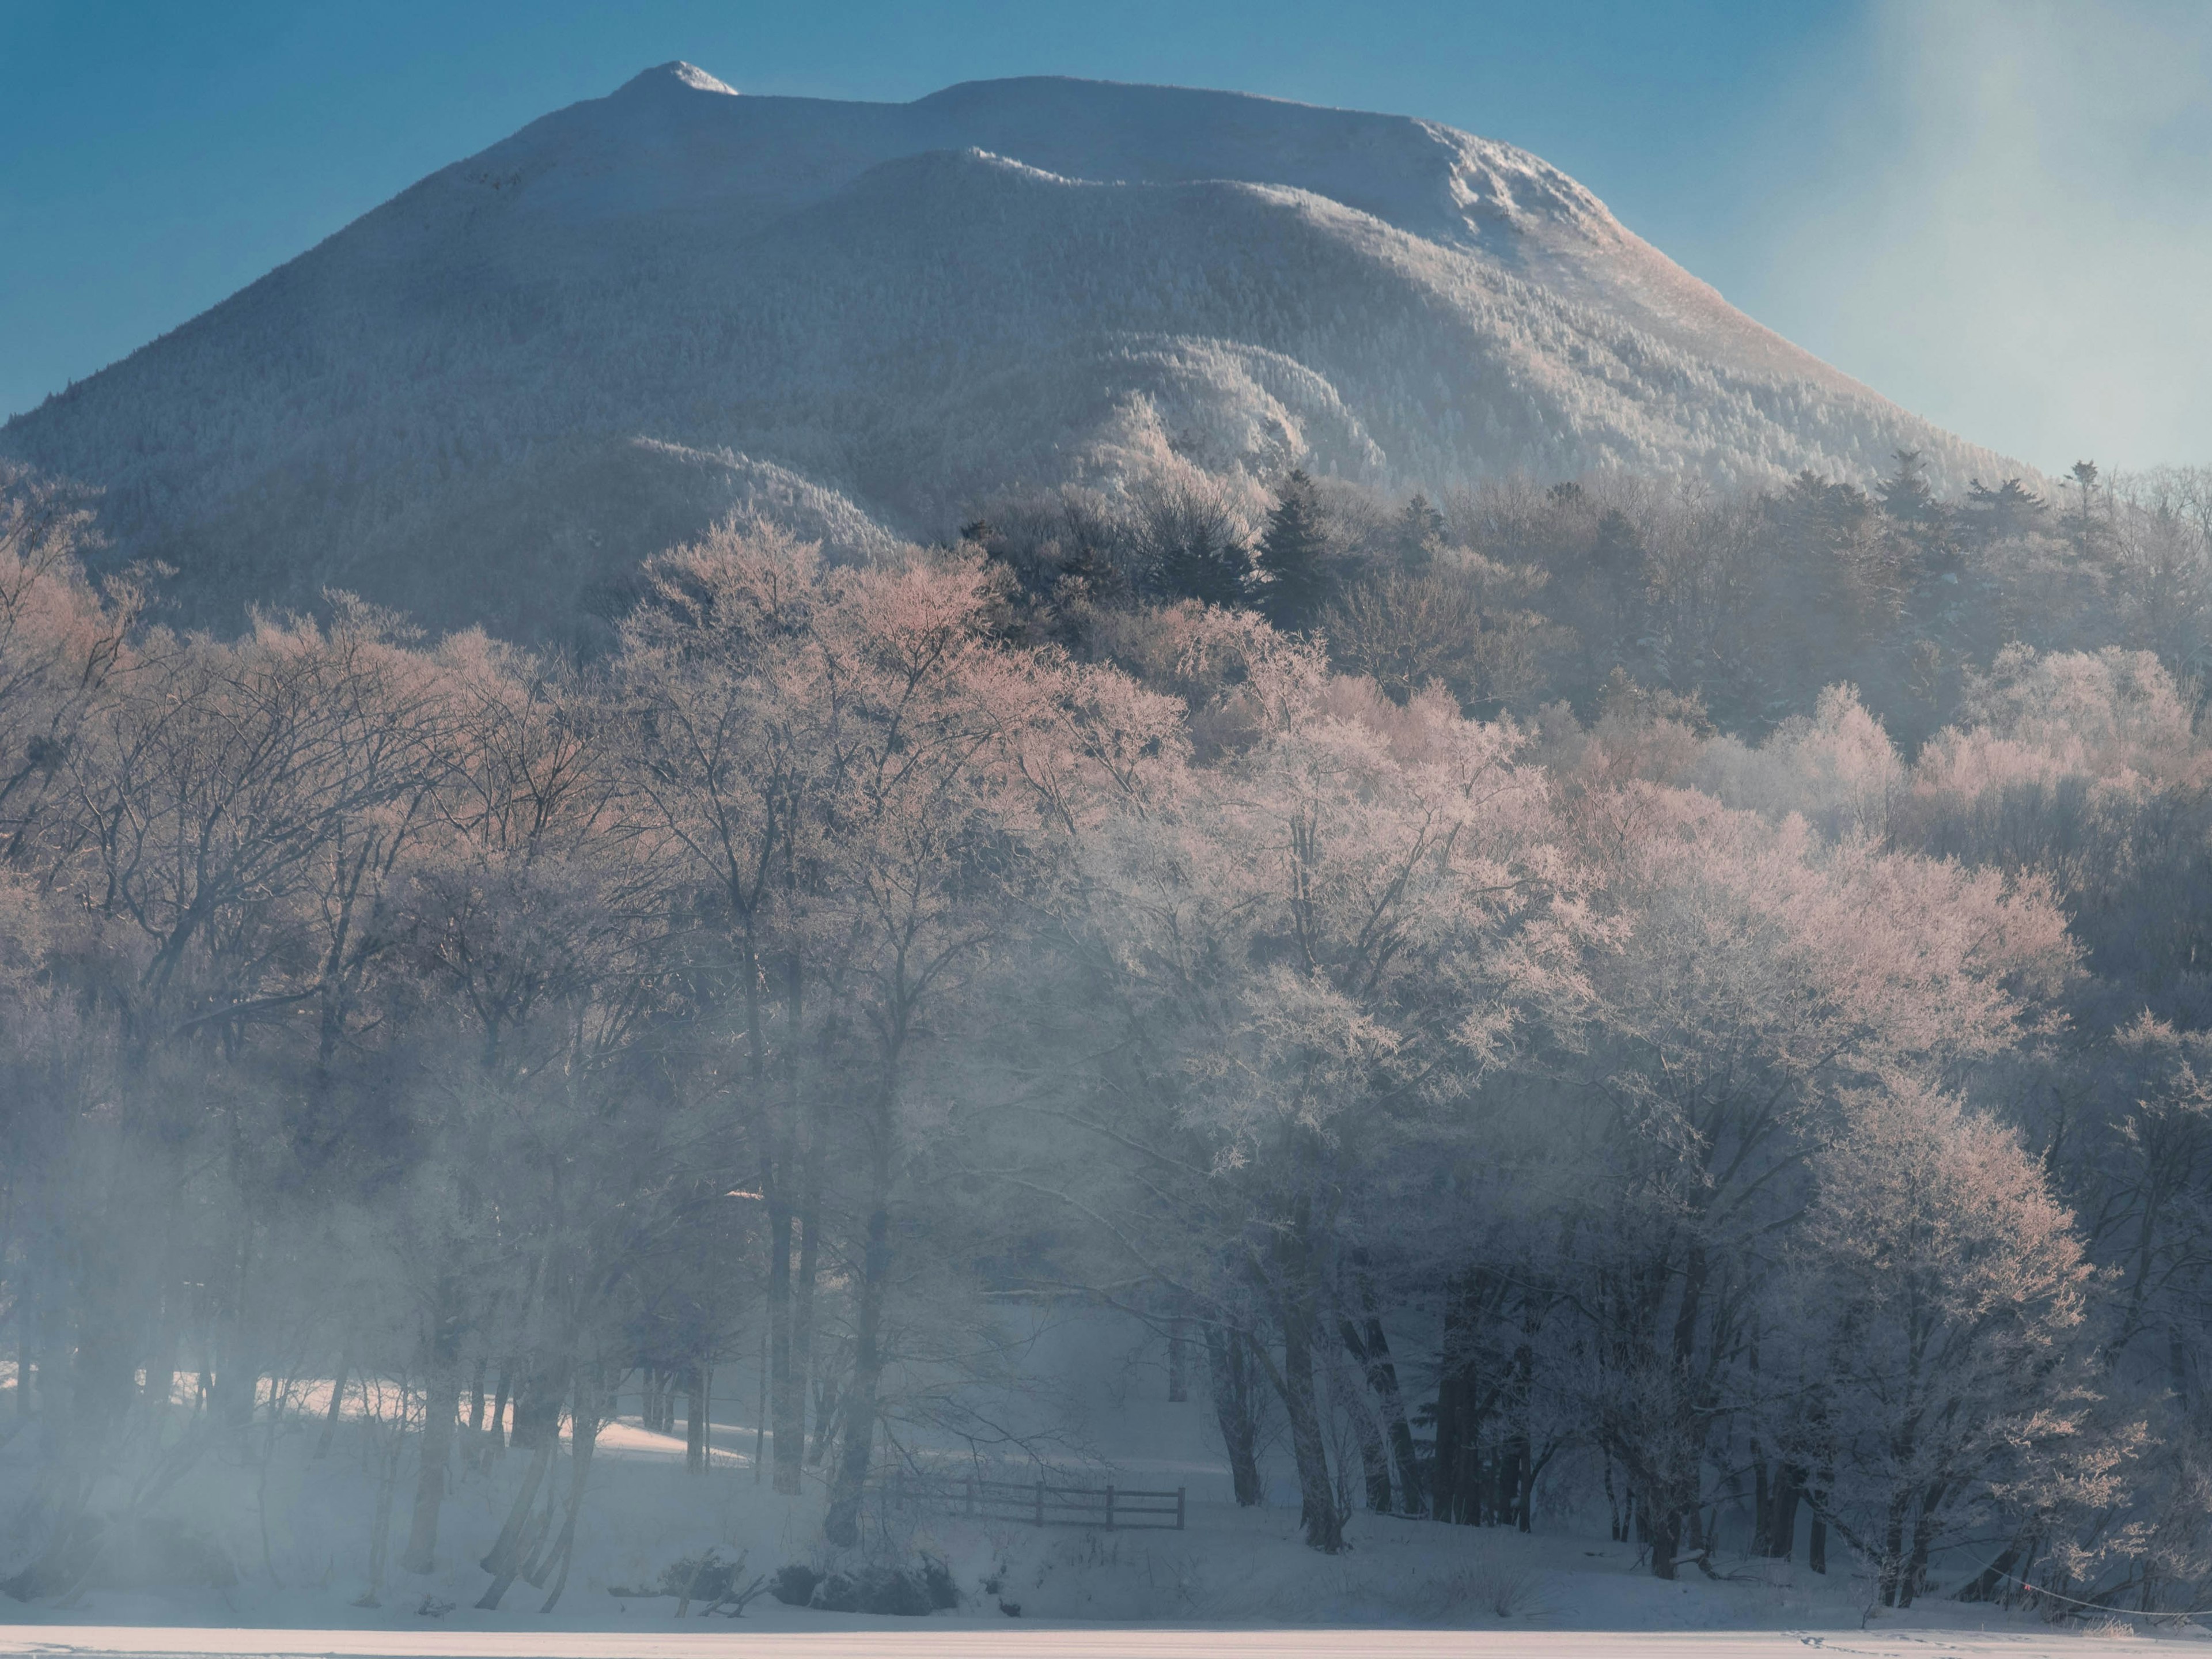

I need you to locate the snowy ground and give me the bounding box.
[0,1627,2206,1656]
[6,1319,2207,1651]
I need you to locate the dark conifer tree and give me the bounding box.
[1256,469,1331,629]
[1154,519,1252,609]
[2064,460,2111,557]
[1962,477,2046,547]
[1877,448,1956,569]
[1393,493,1446,574]
[1877,449,1939,527]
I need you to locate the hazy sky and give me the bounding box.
[2,0,2205,470]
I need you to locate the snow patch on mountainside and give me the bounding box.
[657,62,737,96]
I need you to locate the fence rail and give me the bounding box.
[885,1469,1185,1530]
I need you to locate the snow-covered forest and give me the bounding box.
[5,447,2212,1622]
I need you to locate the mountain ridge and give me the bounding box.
[2,65,2023,637]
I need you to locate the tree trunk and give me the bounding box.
[1508,1314,1537,1532]
[477,1376,560,1601]
[823,1187,890,1547]
[1348,1315,1421,1514]
[752,1326,767,1482]
[1899,1480,1942,1609]
[214,1185,257,1433]
[476,1438,552,1608]
[1334,1345,1392,1513]
[400,1285,460,1575]
[784,949,821,1494]
[1604,1460,1635,1544]
[685,1364,706,1474]
[1431,1362,1464,1524]
[766,1217,797,1490]
[1880,1487,1910,1605]
[1275,1296,1343,1552]
[1767,1464,1805,1561]
[488,1368,511,1451]
[1168,1318,1188,1403]
[359,1418,405,1607]
[69,1308,140,1469]
[518,1442,565,1587]
[1516,1440,1541,1534]
[316,1346,351,1459]
[1649,1502,1683,1581]
[1431,1275,1482,1525]
[1749,1443,1772,1556]
[537,1370,599,1613]
[751,952,802,1498]
[784,1206,817,1488]
[1203,1323,1263,1506]
[808,1368,842,1467]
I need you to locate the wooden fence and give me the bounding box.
[885,1468,1185,1531]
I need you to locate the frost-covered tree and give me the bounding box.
[1790,1084,2095,1608]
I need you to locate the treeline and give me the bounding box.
[2,452,2212,1615]
[967,453,2212,751]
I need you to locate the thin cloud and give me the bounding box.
[1759,0,2212,471]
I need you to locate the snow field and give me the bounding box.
[6,1353,2194,1646]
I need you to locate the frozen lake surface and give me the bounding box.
[1,1628,2206,1658]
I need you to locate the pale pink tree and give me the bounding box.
[1793,1081,2097,1607]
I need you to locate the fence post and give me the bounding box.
[1035,1479,1046,1528]
[1105,1485,1115,1530]
[1176,1487,1186,1531]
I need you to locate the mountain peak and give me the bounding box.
[622,60,737,97]
[0,66,2020,640]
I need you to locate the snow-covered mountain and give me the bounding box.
[2,64,2017,635]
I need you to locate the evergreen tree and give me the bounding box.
[1154,518,1252,609]
[2064,460,2111,557]
[1256,469,1331,628]
[1590,508,1643,584]
[1138,482,1253,609]
[1877,448,1956,569]
[1393,493,1446,574]
[1963,477,2046,547]
[1877,449,1940,528]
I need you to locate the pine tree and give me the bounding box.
[1256,469,1331,629]
[2063,460,2110,557]
[1962,477,2046,547]
[1876,449,1939,528]
[1393,493,1446,574]
[1877,448,1955,569]
[1154,520,1252,609]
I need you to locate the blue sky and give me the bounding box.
[2,0,2206,468]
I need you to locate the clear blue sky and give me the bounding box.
[3,0,2206,468]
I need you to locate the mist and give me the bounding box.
[4,20,2212,1640]
[7,449,2212,1622]
[1758,0,2212,471]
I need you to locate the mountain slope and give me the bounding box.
[1,64,2018,635]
